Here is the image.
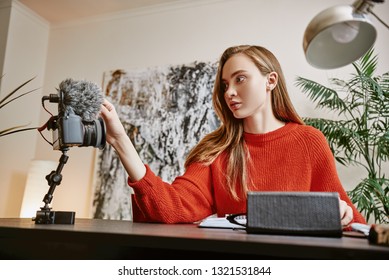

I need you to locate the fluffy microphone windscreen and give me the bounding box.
[59,78,104,121]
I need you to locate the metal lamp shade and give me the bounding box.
[303,5,377,69]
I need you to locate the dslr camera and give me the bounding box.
[43,81,106,150]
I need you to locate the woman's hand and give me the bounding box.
[339,199,353,227]
[100,99,127,146]
[100,99,146,182]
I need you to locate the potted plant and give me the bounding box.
[0,77,37,137]
[295,49,389,224]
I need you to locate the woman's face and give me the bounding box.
[222,53,270,120]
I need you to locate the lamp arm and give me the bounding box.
[353,0,375,13]
[356,0,389,30]
[367,7,389,29]
[353,0,389,29]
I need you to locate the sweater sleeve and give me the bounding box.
[305,127,366,225]
[128,163,214,223]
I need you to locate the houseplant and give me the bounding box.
[295,49,389,224]
[0,77,38,137]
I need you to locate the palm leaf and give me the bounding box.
[0,77,36,108]
[352,48,377,77]
[0,77,38,138]
[0,126,38,137]
[295,77,348,112]
[0,88,38,110]
[348,178,389,223]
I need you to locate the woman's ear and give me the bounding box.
[267,72,278,91]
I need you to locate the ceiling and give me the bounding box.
[18,0,183,24]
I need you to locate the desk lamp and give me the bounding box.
[303,0,388,69]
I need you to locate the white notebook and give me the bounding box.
[197,215,246,229]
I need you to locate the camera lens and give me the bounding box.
[82,118,106,149]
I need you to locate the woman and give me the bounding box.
[100,45,366,226]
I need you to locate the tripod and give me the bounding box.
[33,148,76,224]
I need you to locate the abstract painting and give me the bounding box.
[92,61,219,220]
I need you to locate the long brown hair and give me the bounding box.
[185,45,304,200]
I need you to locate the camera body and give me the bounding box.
[45,89,106,150]
[50,108,106,150]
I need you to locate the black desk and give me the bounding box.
[0,218,388,259]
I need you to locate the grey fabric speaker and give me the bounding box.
[246,192,342,237]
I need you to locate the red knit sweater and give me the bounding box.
[129,122,366,224]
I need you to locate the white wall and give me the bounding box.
[0,0,49,217]
[0,0,11,82]
[1,0,388,218]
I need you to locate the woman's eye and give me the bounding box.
[236,76,246,83]
[223,82,229,92]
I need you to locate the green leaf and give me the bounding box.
[0,77,36,107]
[295,77,348,112]
[0,77,39,139]
[0,126,38,137]
[0,88,38,110]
